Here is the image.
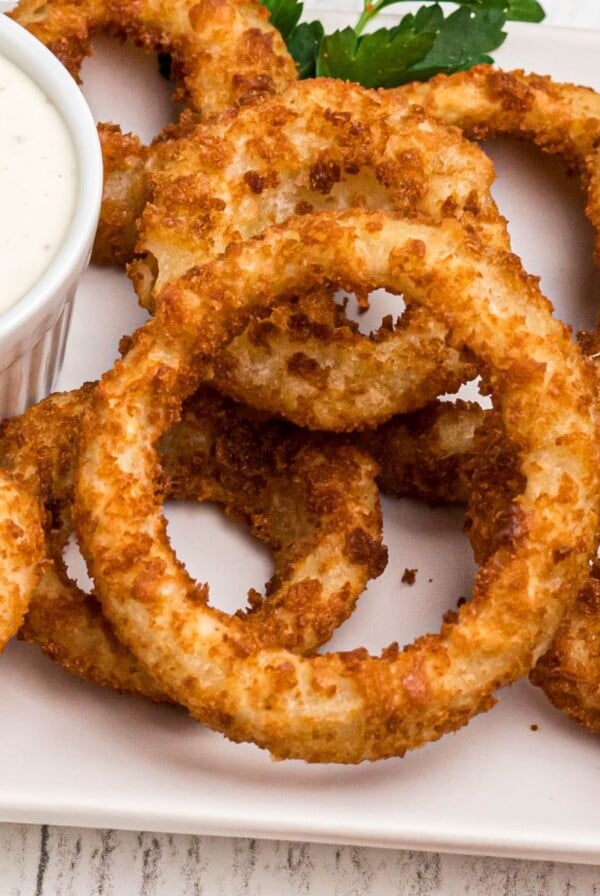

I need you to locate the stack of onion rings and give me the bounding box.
[73,209,600,762]
[4,0,600,757]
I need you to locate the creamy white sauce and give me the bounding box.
[0,53,77,313]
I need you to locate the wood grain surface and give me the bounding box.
[2,824,600,895]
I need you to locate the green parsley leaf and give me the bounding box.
[260,0,303,41]
[452,0,545,23]
[357,0,544,27]
[260,0,545,88]
[316,24,435,88]
[287,20,324,79]
[503,0,545,22]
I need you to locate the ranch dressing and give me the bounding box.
[0,52,77,313]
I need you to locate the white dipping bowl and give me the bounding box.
[0,13,102,417]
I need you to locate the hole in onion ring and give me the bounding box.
[62,500,276,615]
[164,500,273,614]
[334,288,406,335]
[325,495,476,656]
[81,36,178,141]
[485,137,600,333]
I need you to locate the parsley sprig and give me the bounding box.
[261,0,545,86]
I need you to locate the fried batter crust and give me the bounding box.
[94,124,150,266]
[0,472,44,653]
[361,399,486,506]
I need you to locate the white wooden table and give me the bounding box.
[3,1,600,892]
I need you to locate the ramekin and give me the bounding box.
[0,14,102,418]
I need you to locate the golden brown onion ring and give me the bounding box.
[93,124,150,266]
[0,472,44,653]
[375,68,600,731]
[74,209,600,762]
[530,569,600,734]
[133,79,507,304]
[0,384,385,697]
[532,330,600,731]
[129,78,508,428]
[397,66,600,259]
[455,406,600,737]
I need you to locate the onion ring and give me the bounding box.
[0,472,44,653]
[133,79,507,304]
[93,123,150,266]
[453,406,600,735]
[129,78,508,428]
[529,567,600,734]
[350,66,600,735]
[369,390,600,737]
[397,65,600,259]
[74,209,600,762]
[0,384,385,697]
[385,67,600,731]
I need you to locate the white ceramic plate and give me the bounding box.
[1,10,600,864]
